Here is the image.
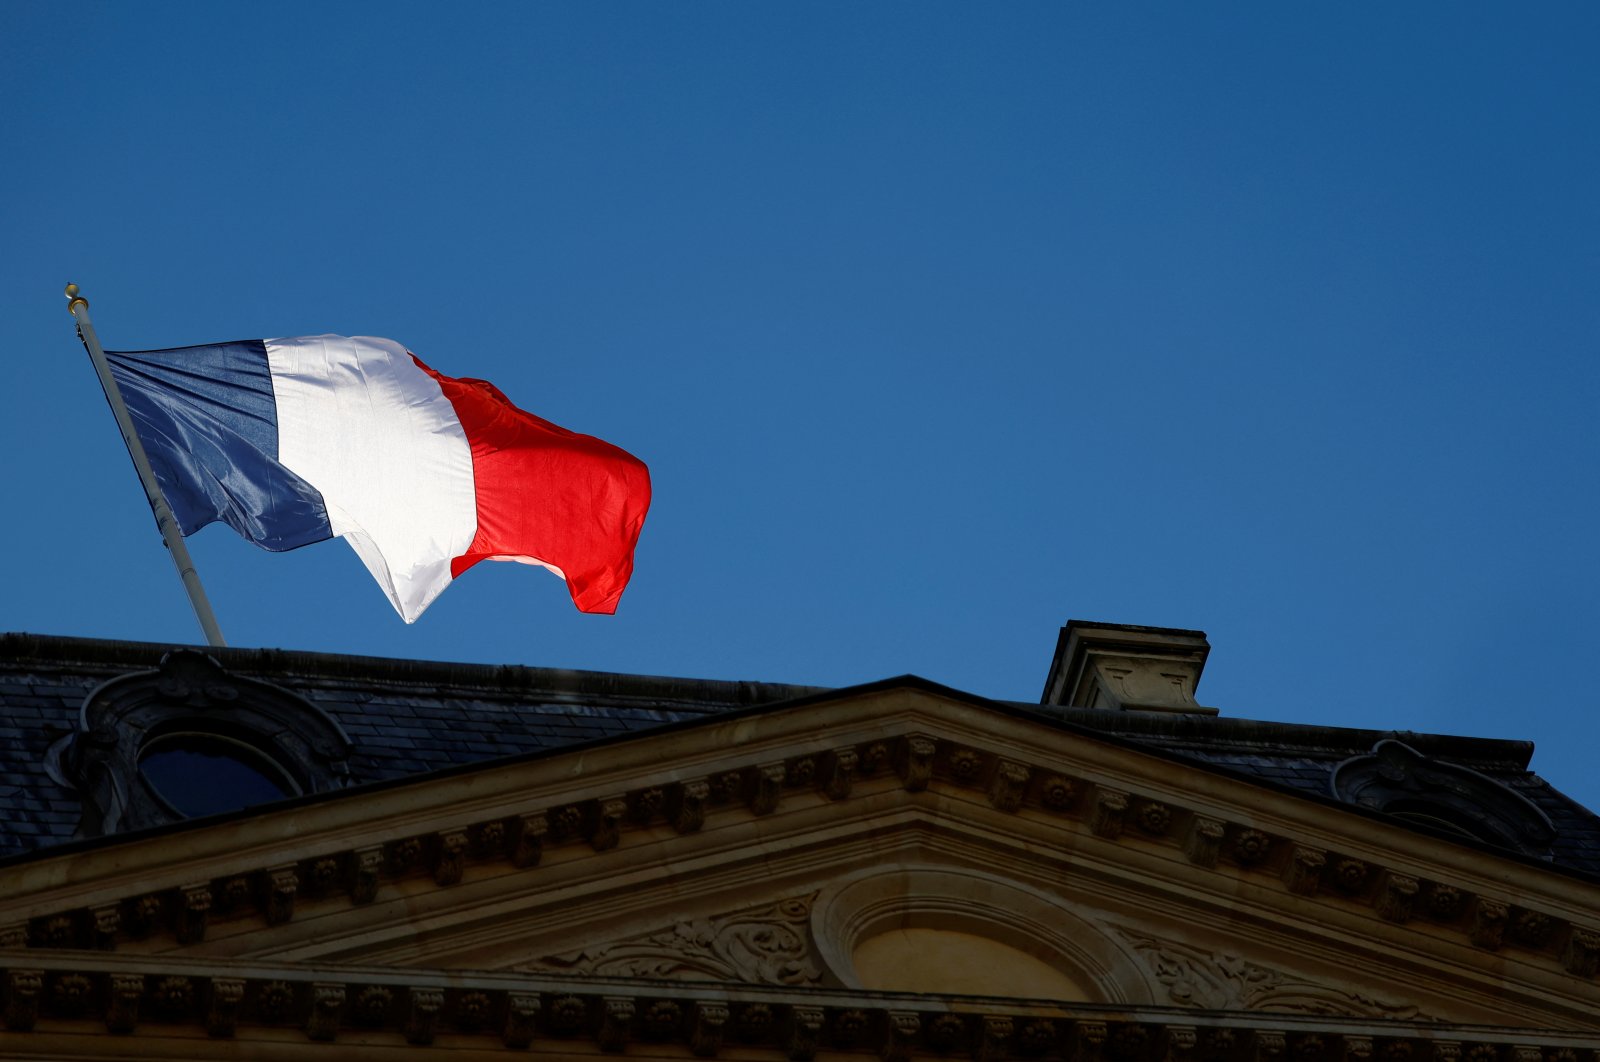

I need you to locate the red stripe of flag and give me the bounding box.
[412,355,652,614]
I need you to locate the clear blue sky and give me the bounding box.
[5,5,1599,807]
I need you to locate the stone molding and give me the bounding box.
[5,723,1599,989]
[0,955,1595,1056]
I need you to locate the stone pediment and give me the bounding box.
[3,679,1600,1049]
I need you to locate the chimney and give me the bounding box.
[1041,620,1216,715]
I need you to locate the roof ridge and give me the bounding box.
[0,632,825,709]
[1010,702,1536,768]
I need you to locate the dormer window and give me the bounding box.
[1331,740,1556,857]
[138,731,301,818]
[57,650,352,837]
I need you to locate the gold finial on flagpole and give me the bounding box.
[65,283,88,314]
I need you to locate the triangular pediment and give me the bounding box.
[4,680,1599,1041]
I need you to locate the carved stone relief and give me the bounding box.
[522,894,821,986]
[1112,927,1433,1021]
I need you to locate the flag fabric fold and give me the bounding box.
[104,335,650,621]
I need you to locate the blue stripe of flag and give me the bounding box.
[104,340,333,551]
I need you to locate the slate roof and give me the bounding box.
[2,632,1598,880]
[0,633,824,861]
[1017,703,1600,877]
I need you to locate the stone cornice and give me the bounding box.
[2,952,1596,1054]
[2,693,1596,988]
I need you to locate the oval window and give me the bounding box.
[139,733,299,818]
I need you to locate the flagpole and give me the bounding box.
[65,283,228,648]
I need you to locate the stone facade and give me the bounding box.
[0,623,1596,1058]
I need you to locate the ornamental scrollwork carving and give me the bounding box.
[1112,928,1433,1021]
[524,893,821,986]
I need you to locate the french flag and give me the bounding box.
[104,335,651,622]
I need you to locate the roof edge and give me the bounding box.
[1012,701,1537,769]
[0,631,825,709]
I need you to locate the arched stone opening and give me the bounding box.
[811,864,1152,1003]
